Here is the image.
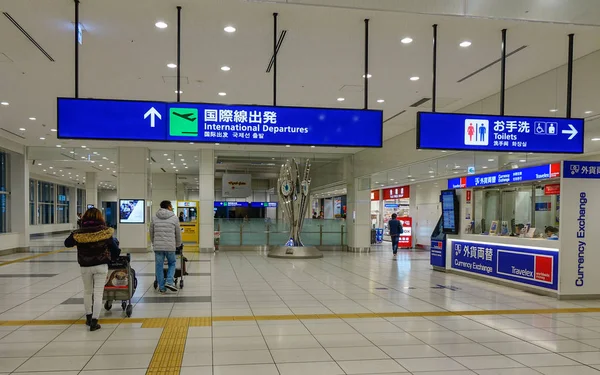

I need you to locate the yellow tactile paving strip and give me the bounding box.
[146,318,189,375]
[0,248,71,266]
[2,307,600,328]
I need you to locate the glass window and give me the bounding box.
[39,204,54,225]
[56,185,70,224]
[77,189,85,216]
[0,152,8,233]
[37,181,55,225]
[38,181,54,203]
[29,179,36,225]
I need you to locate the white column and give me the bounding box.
[343,156,371,251]
[10,150,29,250]
[117,147,151,252]
[152,173,176,211]
[198,149,214,251]
[85,172,98,208]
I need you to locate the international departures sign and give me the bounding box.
[57,98,383,148]
[417,112,584,154]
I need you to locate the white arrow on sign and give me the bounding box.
[562,123,578,140]
[144,107,162,128]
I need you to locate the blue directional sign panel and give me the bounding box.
[417,112,584,153]
[214,201,249,208]
[57,98,383,148]
[447,163,561,189]
[451,240,559,290]
[563,161,600,179]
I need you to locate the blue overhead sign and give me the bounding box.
[57,98,383,148]
[214,201,249,208]
[563,161,600,179]
[448,163,561,189]
[417,112,584,153]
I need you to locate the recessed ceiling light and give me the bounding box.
[215,143,220,145]
[549,109,558,112]
[221,66,231,71]
[377,99,385,103]
[170,162,174,165]
[29,117,36,121]
[50,128,57,132]
[167,63,177,69]
[43,169,46,172]
[39,137,45,140]
[592,138,600,141]
[224,26,236,33]
[459,41,472,47]
[81,145,86,148]
[482,166,488,169]
[310,146,315,148]
[401,37,413,44]
[407,175,412,178]
[585,110,593,114]
[285,145,291,148]
[111,161,114,164]
[488,158,495,162]
[519,159,527,163]
[362,74,372,78]
[337,98,345,102]
[49,167,53,169]
[0,102,8,106]
[56,145,61,148]
[19,128,25,131]
[155,21,168,29]
[218,92,227,96]
[175,90,183,94]
[167,158,171,161]
[410,76,420,81]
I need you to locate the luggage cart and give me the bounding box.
[103,254,137,317]
[153,246,186,290]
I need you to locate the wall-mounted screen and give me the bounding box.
[86,204,95,209]
[119,199,145,224]
[441,190,459,234]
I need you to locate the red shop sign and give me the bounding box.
[397,216,412,248]
[383,185,410,200]
[466,190,472,203]
[544,184,561,196]
[371,190,380,201]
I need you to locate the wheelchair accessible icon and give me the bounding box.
[534,121,558,136]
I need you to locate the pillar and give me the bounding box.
[69,185,78,229]
[152,173,176,210]
[10,150,29,250]
[343,156,371,251]
[198,149,214,251]
[117,147,151,252]
[85,172,98,207]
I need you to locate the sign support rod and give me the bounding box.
[432,24,438,113]
[500,28,507,116]
[176,6,182,103]
[364,18,369,110]
[566,33,574,118]
[74,0,79,98]
[273,13,278,106]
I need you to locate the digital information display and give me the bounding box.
[441,190,457,234]
[451,240,559,290]
[57,98,383,148]
[448,163,560,189]
[119,199,145,224]
[417,112,584,154]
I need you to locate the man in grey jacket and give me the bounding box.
[150,200,182,293]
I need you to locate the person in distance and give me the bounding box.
[388,213,403,259]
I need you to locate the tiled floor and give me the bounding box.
[2,242,600,373]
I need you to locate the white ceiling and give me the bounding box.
[3,0,600,189]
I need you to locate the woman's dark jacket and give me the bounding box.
[65,221,120,267]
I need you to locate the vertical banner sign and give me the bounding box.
[222,174,252,198]
[398,217,412,248]
[560,161,600,296]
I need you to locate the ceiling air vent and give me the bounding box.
[3,12,55,62]
[410,98,431,108]
[458,45,528,83]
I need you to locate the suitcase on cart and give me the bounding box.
[103,254,137,317]
[153,246,188,290]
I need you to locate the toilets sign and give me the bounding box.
[57,98,383,148]
[417,112,584,153]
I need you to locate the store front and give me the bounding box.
[381,185,412,248]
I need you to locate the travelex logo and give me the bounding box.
[576,192,587,287]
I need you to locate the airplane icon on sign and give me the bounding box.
[172,111,197,122]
